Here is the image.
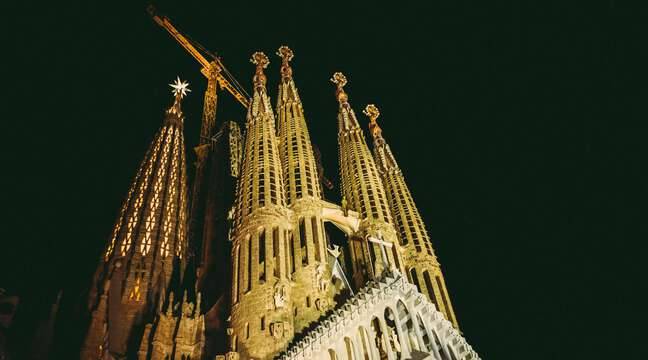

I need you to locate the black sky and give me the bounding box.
[3,1,646,359]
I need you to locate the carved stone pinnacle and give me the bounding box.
[250,51,269,68]
[277,46,294,79]
[277,46,294,63]
[363,104,380,122]
[330,72,347,88]
[251,52,269,88]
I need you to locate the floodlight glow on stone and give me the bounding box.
[169,76,191,98]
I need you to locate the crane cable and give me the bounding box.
[182,32,251,100]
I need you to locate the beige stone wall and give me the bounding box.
[230,210,294,359]
[288,203,335,334]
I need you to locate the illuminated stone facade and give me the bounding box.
[82,83,189,359]
[367,105,459,328]
[81,48,478,359]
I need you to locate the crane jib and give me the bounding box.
[148,5,249,108]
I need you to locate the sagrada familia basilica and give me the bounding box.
[79,42,481,359]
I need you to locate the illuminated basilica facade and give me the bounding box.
[81,47,480,360]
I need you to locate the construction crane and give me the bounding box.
[148,5,249,275]
[147,5,249,113]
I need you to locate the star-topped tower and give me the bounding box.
[365,104,459,328]
[82,78,191,358]
[332,73,405,287]
[166,77,191,121]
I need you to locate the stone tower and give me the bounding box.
[81,79,190,358]
[365,104,459,328]
[229,52,293,359]
[331,73,406,288]
[275,46,335,333]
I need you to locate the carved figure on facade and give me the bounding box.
[315,264,328,293]
[273,284,287,309]
[270,321,286,339]
[315,298,328,311]
[388,326,402,355]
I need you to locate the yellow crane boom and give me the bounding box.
[147,5,249,108]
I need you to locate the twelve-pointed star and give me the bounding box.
[169,77,191,98]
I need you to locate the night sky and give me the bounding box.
[3,1,645,359]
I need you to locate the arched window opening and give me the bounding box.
[409,268,422,294]
[273,227,279,278]
[259,229,266,282]
[328,349,338,360]
[435,276,455,324]
[397,300,420,353]
[312,217,321,262]
[368,242,377,273]
[391,245,401,271]
[233,245,240,304]
[416,313,431,351]
[299,217,308,265]
[423,270,437,307]
[358,326,371,360]
[247,236,252,292]
[447,345,459,360]
[432,331,449,360]
[344,337,355,360]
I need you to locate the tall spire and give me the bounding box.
[275,46,334,333]
[331,72,361,131]
[365,104,459,328]
[234,52,285,220]
[276,46,321,203]
[332,73,405,286]
[82,79,190,358]
[229,52,293,359]
[364,104,399,171]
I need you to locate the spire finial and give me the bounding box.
[276,45,294,79]
[363,104,382,139]
[250,51,269,89]
[169,76,191,98]
[330,72,348,104]
[168,77,191,115]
